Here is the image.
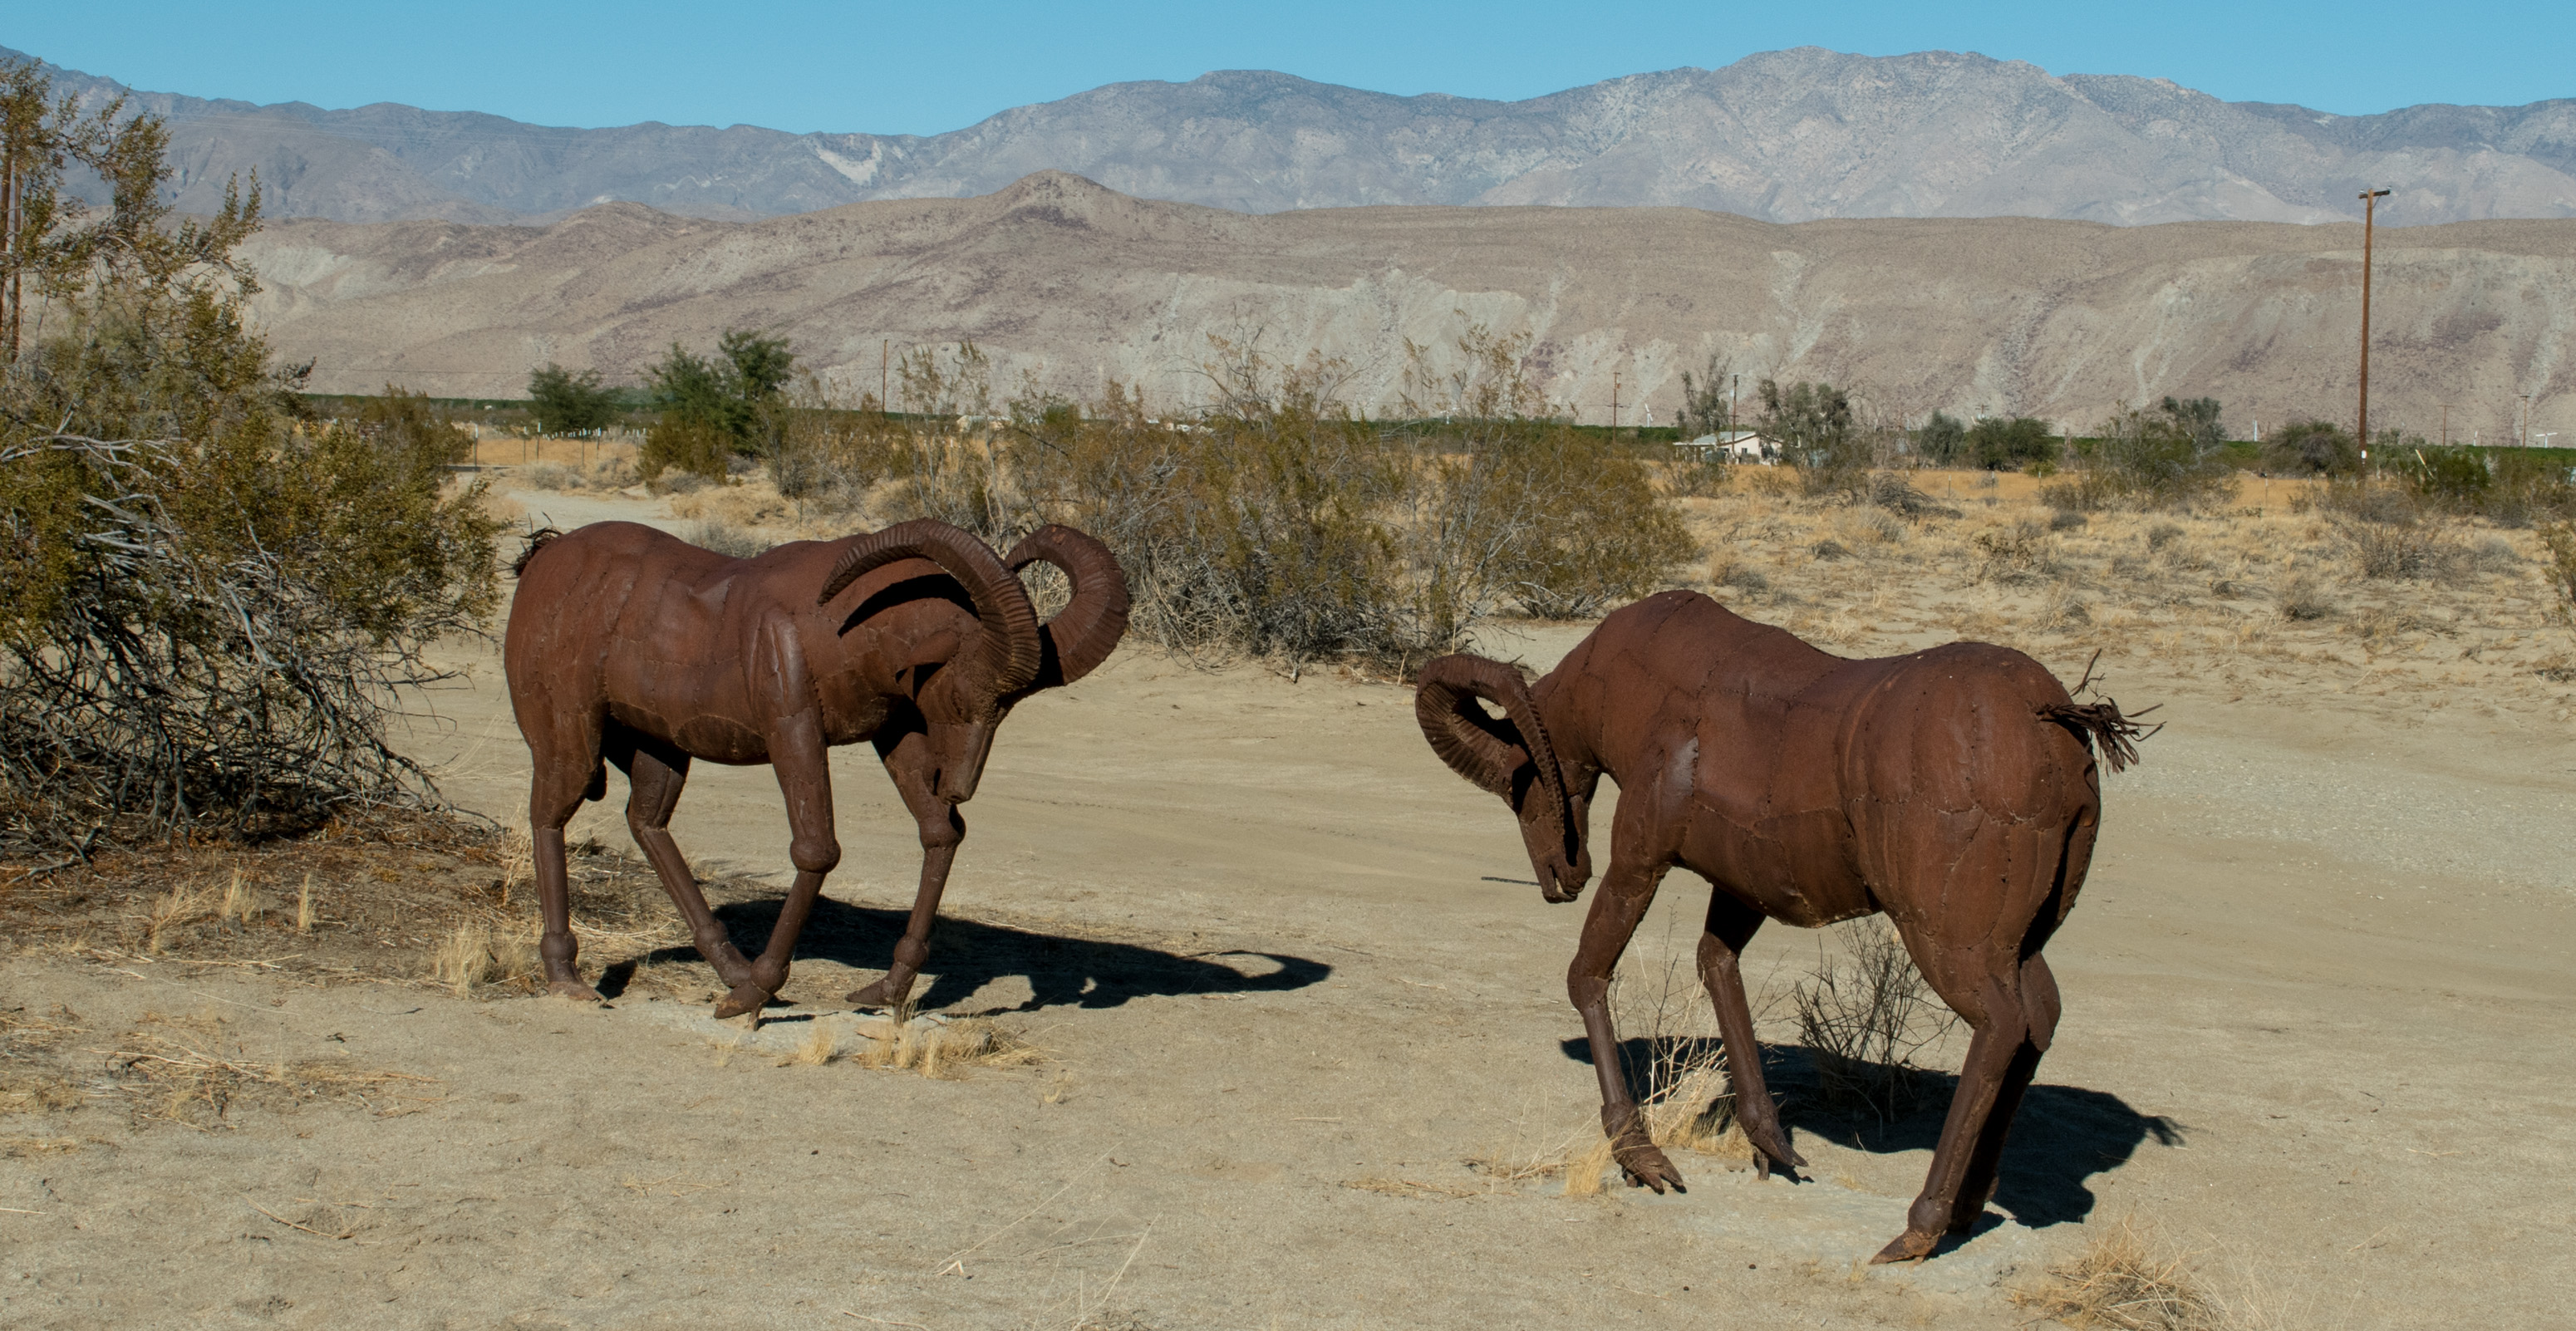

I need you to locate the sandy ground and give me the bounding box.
[5,478,2574,1329]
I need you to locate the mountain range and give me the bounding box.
[236,171,2576,435]
[12,44,2575,227]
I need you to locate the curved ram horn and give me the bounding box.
[1003,524,1132,688]
[1414,653,1570,852]
[819,519,1044,695]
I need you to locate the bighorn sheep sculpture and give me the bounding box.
[1414,591,2150,1263]
[506,518,1128,1019]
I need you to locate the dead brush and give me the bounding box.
[1791,918,1957,1122]
[1970,519,2057,585]
[2338,515,2458,582]
[101,1010,440,1129]
[2012,1215,2226,1330]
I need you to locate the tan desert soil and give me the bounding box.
[4,485,2573,1329]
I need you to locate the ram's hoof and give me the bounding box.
[1870,1229,1939,1265]
[712,981,772,1022]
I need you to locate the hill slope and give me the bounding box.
[241,173,2576,436]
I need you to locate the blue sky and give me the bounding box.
[8,1,2569,134]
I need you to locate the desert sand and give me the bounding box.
[4,474,2572,1329]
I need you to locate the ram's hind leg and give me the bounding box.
[528,720,607,1002]
[1698,891,1807,1178]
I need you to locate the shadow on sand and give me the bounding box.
[599,891,1331,1014]
[1561,1034,2182,1229]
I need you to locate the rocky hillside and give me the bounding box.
[12,45,2574,226]
[240,173,2576,437]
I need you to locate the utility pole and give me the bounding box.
[2356,188,2391,460]
[2440,403,2449,448]
[1610,371,1621,432]
[881,339,890,415]
[2521,394,2533,448]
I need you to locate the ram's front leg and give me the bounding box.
[845,726,964,1011]
[715,660,841,1021]
[1570,852,1680,1191]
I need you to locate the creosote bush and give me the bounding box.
[765,328,1694,673]
[1,77,501,852]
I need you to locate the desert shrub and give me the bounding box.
[2262,419,2358,476]
[2,302,500,852]
[2381,445,2576,525]
[1970,518,2057,585]
[2339,516,2457,581]
[1791,919,1955,1122]
[640,416,732,488]
[1967,415,2059,472]
[2046,406,2234,511]
[2274,574,2337,621]
[867,331,1692,672]
[0,81,500,853]
[2535,523,2576,613]
[519,461,576,491]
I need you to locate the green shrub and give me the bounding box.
[2043,406,2234,511]
[1966,416,2058,472]
[2263,419,2359,476]
[868,334,1694,674]
[0,78,500,851]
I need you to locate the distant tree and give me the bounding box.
[1966,416,2058,471]
[525,362,620,435]
[2,57,258,361]
[1675,356,1733,438]
[2261,419,2358,476]
[2160,395,2226,453]
[640,328,799,482]
[1916,410,1967,466]
[1757,379,1851,457]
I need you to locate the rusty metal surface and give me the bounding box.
[504,518,1128,1019]
[1415,590,2151,1263]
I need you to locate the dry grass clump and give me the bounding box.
[1554,950,1765,1196]
[1792,919,1957,1122]
[429,919,541,995]
[848,1013,1042,1079]
[2013,1216,2226,1330]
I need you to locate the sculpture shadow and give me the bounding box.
[603,891,1330,1014]
[1561,1034,2182,1229]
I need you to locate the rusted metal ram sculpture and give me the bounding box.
[506,518,1128,1019]
[1414,591,2148,1263]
